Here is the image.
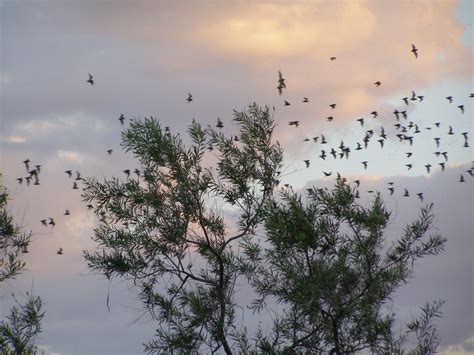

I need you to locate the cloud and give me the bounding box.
[57,150,85,164]
[37,345,67,355]
[2,0,471,163]
[1,135,27,143]
[18,120,60,135]
[345,173,385,182]
[0,71,11,86]
[63,211,96,239]
[15,113,106,137]
[196,1,376,58]
[439,336,474,355]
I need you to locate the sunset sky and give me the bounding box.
[1,1,472,354]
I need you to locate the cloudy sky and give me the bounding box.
[0,0,472,354]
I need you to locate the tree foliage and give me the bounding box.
[0,177,44,354]
[83,104,283,354]
[246,178,446,353]
[0,293,44,355]
[83,104,446,354]
[0,179,31,282]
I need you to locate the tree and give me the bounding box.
[246,177,445,353]
[83,104,445,354]
[82,104,283,354]
[0,292,44,355]
[0,177,44,354]
[0,178,30,282]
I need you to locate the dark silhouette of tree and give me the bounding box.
[83,105,445,354]
[0,177,44,354]
[245,178,445,353]
[0,179,30,282]
[82,104,283,354]
[0,293,44,355]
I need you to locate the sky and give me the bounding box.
[0,0,472,354]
